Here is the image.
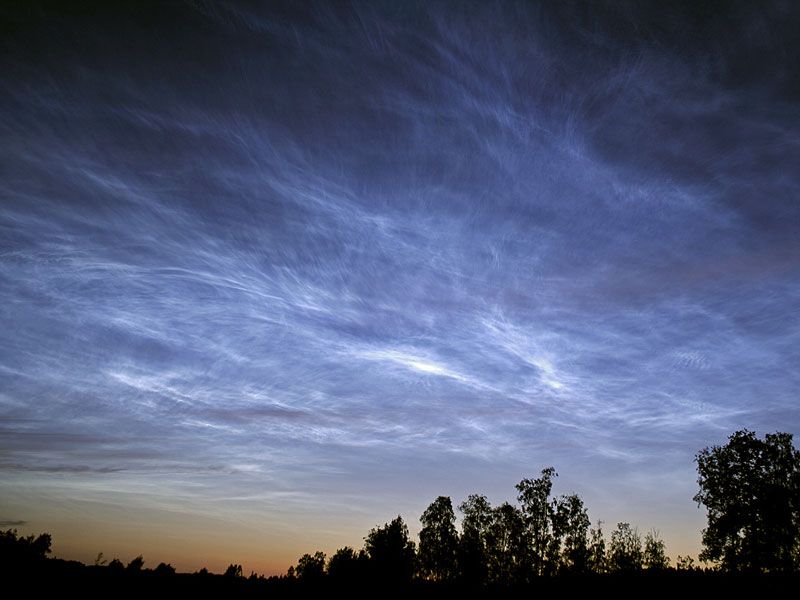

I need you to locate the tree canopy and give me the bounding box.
[418,496,459,581]
[363,515,416,583]
[608,523,643,573]
[0,529,51,566]
[295,551,326,583]
[694,429,800,572]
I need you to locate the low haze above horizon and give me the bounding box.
[1,1,799,575]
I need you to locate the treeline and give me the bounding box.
[286,467,686,587]
[3,529,796,599]
[0,467,694,586]
[3,430,799,593]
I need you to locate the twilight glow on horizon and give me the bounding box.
[1,1,799,575]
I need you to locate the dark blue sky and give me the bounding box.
[1,1,799,572]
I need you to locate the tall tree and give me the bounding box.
[485,502,528,584]
[516,467,557,576]
[364,515,416,584]
[458,494,493,585]
[608,523,643,573]
[418,496,459,581]
[643,530,669,571]
[588,521,607,574]
[555,493,591,573]
[694,429,800,572]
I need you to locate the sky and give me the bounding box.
[1,0,799,575]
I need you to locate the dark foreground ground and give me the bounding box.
[6,559,800,599]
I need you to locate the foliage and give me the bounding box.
[294,551,326,583]
[457,494,492,585]
[108,558,124,572]
[224,563,243,577]
[588,521,607,573]
[418,496,459,581]
[608,523,643,573]
[675,555,696,571]
[0,529,52,566]
[516,467,557,576]
[327,546,364,581]
[364,515,416,583]
[154,562,176,575]
[643,530,669,571]
[694,429,800,572]
[555,494,591,573]
[485,502,527,584]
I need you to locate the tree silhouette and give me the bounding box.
[588,521,607,573]
[516,467,557,576]
[643,530,669,571]
[485,502,527,584]
[126,555,144,572]
[327,546,364,582]
[0,529,51,565]
[154,562,176,576]
[418,496,459,581]
[457,494,492,585]
[364,515,416,584]
[294,551,326,583]
[555,493,591,573]
[694,429,800,572]
[108,558,124,572]
[224,563,243,578]
[608,523,643,573]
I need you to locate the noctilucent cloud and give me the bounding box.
[1,1,799,574]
